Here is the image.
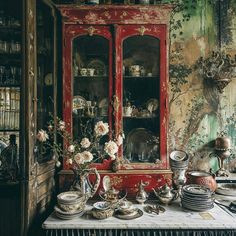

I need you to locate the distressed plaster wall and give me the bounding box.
[167,0,236,172]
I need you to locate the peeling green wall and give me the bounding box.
[167,0,236,172]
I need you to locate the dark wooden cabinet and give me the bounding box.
[58,5,173,196]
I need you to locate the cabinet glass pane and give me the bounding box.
[72,35,109,162]
[123,35,160,163]
[36,1,54,163]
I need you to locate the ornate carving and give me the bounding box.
[112,95,120,114]
[87,26,96,36]
[137,26,147,36]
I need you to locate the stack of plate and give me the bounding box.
[169,150,189,169]
[181,184,214,212]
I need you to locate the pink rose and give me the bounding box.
[68,145,75,153]
[59,121,65,131]
[74,153,85,165]
[80,138,91,149]
[36,129,49,142]
[94,121,109,136]
[66,158,73,165]
[82,151,93,163]
[104,140,118,160]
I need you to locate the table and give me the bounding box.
[42,201,236,236]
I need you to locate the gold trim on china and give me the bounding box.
[87,26,96,36]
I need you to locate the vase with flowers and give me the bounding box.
[36,118,123,201]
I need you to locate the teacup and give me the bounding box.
[80,68,87,76]
[129,65,144,77]
[87,68,95,76]
[123,105,134,117]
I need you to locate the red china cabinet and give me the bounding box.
[58,4,173,197]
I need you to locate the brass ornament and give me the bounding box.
[137,26,147,36]
[87,26,96,36]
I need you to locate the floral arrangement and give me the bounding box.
[36,118,123,172]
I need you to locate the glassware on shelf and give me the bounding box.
[0,87,20,130]
[0,134,18,181]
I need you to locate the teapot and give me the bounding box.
[136,180,149,204]
[99,187,125,203]
[153,184,178,204]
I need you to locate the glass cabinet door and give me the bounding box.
[123,35,160,163]
[71,29,112,163]
[117,25,168,168]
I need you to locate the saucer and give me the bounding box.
[114,208,143,220]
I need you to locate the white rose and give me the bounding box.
[116,134,123,146]
[59,121,65,131]
[74,153,85,165]
[82,151,93,163]
[94,121,109,136]
[66,158,73,165]
[48,124,53,131]
[80,138,91,149]
[56,161,61,167]
[36,129,49,142]
[104,140,118,160]
[68,145,75,153]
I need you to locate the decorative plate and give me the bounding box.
[44,73,53,86]
[183,184,212,196]
[114,208,143,220]
[146,98,159,112]
[73,96,87,110]
[87,59,107,76]
[125,128,158,159]
[216,183,236,196]
[102,175,111,192]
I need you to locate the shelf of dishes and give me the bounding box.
[123,99,158,118]
[0,87,20,130]
[73,96,108,117]
[74,76,108,80]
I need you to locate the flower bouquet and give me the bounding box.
[36,118,123,200]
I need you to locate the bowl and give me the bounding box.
[93,201,111,210]
[91,208,114,219]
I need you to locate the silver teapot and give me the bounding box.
[153,184,178,204]
[136,180,149,204]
